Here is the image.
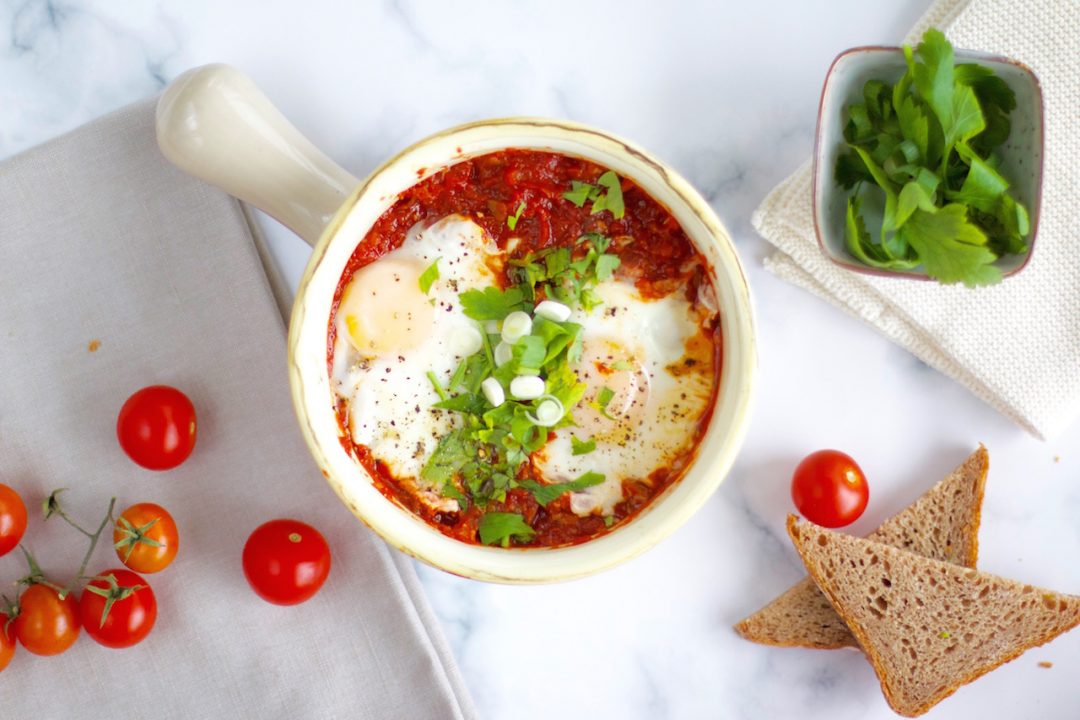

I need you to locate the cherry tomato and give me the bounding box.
[79,569,157,649]
[242,519,331,606]
[114,503,179,573]
[791,449,870,528]
[0,484,27,557]
[117,385,197,470]
[0,621,14,673]
[14,584,80,656]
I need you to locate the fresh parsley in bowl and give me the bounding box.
[812,29,1043,287]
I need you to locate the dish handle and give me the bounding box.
[156,64,358,247]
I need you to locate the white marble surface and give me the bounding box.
[6,1,1080,717]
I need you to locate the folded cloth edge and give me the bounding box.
[751,165,1045,440]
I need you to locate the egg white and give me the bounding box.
[330,215,496,512]
[535,280,716,516]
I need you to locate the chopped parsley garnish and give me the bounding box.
[571,435,596,456]
[520,471,606,506]
[418,258,440,294]
[418,228,629,544]
[835,28,1029,287]
[594,252,620,281]
[589,171,625,219]
[426,371,449,401]
[478,512,536,547]
[420,300,588,510]
[459,286,525,320]
[562,181,595,207]
[508,232,620,309]
[561,171,625,219]
[591,386,616,419]
[506,201,526,230]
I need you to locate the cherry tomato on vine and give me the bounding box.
[791,449,870,528]
[114,503,179,574]
[0,621,14,673]
[0,484,27,557]
[79,569,157,649]
[117,385,197,470]
[14,584,80,656]
[242,519,331,606]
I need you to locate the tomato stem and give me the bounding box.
[60,497,117,600]
[15,545,63,594]
[114,516,164,563]
[0,593,18,635]
[83,573,144,628]
[44,489,97,538]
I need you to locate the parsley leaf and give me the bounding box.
[571,436,596,456]
[591,386,616,419]
[563,181,597,207]
[506,201,526,230]
[835,151,871,190]
[563,174,625,219]
[418,258,440,295]
[845,196,892,268]
[913,28,955,135]
[956,63,1015,153]
[459,286,525,320]
[594,253,621,281]
[944,85,986,157]
[510,335,546,375]
[901,205,1000,287]
[545,358,587,412]
[421,430,470,488]
[589,171,625,219]
[519,471,606,506]
[478,512,536,547]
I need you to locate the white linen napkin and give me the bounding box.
[753,0,1080,440]
[0,99,476,719]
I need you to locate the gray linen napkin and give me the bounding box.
[0,99,476,720]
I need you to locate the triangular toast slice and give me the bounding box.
[735,446,988,648]
[787,515,1080,717]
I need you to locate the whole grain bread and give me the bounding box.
[735,446,988,648]
[787,516,1080,717]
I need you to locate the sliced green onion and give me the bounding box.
[534,300,571,322]
[526,396,564,427]
[427,371,448,401]
[449,326,483,357]
[501,311,532,344]
[509,375,545,400]
[493,341,513,367]
[481,377,505,407]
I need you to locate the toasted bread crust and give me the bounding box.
[787,516,1080,717]
[735,446,989,649]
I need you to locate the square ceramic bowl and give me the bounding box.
[812,45,1044,280]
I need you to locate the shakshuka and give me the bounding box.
[328,150,721,548]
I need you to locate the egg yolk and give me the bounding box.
[575,339,651,443]
[337,256,435,357]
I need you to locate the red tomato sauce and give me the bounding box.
[328,149,722,548]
